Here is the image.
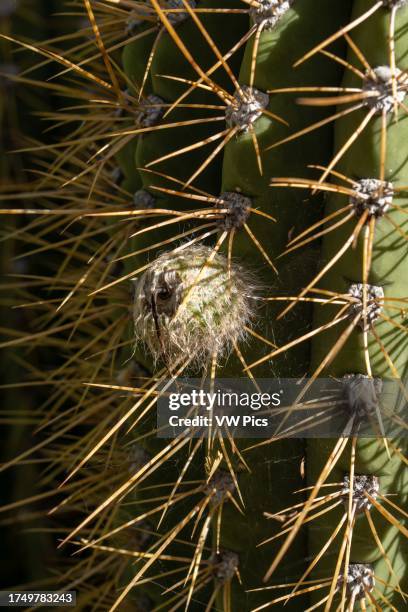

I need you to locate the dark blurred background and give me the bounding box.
[1,0,62,591]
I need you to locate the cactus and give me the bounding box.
[1,1,407,610]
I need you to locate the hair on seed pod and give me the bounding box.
[133,245,259,370]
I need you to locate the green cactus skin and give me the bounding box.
[122,23,156,97]
[100,1,362,610]
[121,2,353,607]
[119,21,159,189]
[221,0,353,366]
[306,0,408,605]
[116,139,142,193]
[121,2,363,610]
[216,3,353,607]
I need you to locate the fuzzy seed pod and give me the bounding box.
[133,245,257,369]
